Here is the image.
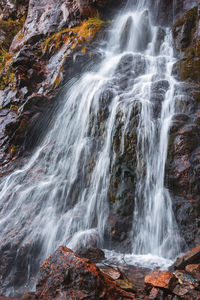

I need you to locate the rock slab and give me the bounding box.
[144,270,177,290]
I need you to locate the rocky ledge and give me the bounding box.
[17,244,200,300]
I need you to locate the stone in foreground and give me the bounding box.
[144,270,177,290]
[35,246,135,299]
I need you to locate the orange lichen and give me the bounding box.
[42,17,105,55]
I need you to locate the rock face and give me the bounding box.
[0,0,29,20]
[154,0,199,25]
[166,4,200,247]
[35,246,134,299]
[0,0,113,174]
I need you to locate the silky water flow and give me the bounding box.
[0,0,185,295]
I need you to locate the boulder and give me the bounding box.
[35,246,135,299]
[144,270,177,291]
[77,247,105,263]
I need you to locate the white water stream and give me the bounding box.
[0,0,184,294]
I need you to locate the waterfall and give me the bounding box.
[132,28,181,258]
[0,0,184,295]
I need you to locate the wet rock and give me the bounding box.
[77,247,105,263]
[185,264,200,281]
[100,266,122,280]
[150,79,170,116]
[35,246,135,299]
[115,53,146,80]
[77,0,98,18]
[151,80,169,94]
[173,270,198,288]
[0,0,28,20]
[149,287,164,300]
[173,6,198,51]
[144,271,177,291]
[172,244,200,270]
[116,279,137,293]
[154,27,166,54]
[155,0,198,26]
[173,284,200,299]
[136,10,152,51]
[119,16,133,52]
[10,0,75,51]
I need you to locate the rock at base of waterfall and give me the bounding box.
[35,246,135,299]
[144,270,177,290]
[100,266,122,280]
[76,247,105,263]
[185,264,200,281]
[148,287,165,299]
[171,244,200,270]
[172,270,200,299]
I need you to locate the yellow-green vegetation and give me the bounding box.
[0,16,25,90]
[42,17,105,55]
[53,73,62,88]
[9,144,18,155]
[0,48,15,90]
[10,104,19,111]
[0,17,25,50]
[16,31,25,42]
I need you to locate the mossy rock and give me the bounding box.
[0,17,25,50]
[173,6,198,50]
[0,17,25,90]
[173,5,200,83]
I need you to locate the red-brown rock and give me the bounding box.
[144,270,177,290]
[172,244,200,270]
[35,246,135,299]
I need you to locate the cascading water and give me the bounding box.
[0,0,184,296]
[132,29,181,258]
